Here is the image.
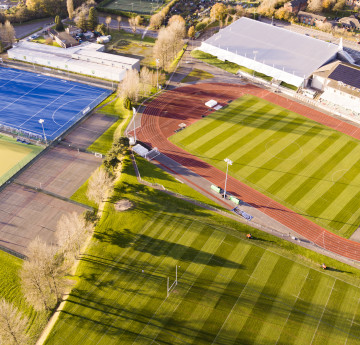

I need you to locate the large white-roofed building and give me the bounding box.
[7,41,140,82]
[199,17,341,87]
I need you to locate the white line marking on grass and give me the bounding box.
[18,85,77,128]
[0,79,47,113]
[331,169,348,183]
[265,139,303,161]
[310,279,336,345]
[92,219,199,345]
[131,235,227,345]
[210,250,267,345]
[344,293,360,345]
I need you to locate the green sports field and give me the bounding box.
[170,95,360,238]
[45,158,360,345]
[0,135,42,186]
[103,0,163,14]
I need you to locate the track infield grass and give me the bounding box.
[45,157,360,345]
[170,95,360,238]
[0,135,42,186]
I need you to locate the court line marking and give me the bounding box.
[18,85,77,128]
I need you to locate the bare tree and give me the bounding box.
[105,16,112,34]
[118,68,141,102]
[21,238,68,311]
[67,0,74,20]
[129,16,137,33]
[87,167,114,205]
[168,14,185,26]
[0,21,15,47]
[0,299,30,345]
[116,15,122,31]
[149,12,164,29]
[153,27,173,70]
[56,212,92,258]
[307,0,323,12]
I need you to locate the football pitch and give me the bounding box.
[0,135,42,186]
[170,95,360,238]
[103,0,163,14]
[45,209,360,344]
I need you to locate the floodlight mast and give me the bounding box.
[223,158,233,199]
[38,119,47,145]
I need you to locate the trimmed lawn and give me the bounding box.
[45,156,360,344]
[181,68,214,83]
[170,94,360,238]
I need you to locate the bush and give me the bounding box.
[195,22,206,31]
[96,23,107,35]
[55,15,64,31]
[84,210,99,224]
[124,97,132,110]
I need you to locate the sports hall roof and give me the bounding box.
[203,17,339,80]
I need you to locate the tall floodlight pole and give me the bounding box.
[38,119,47,145]
[156,58,160,90]
[223,158,233,199]
[253,50,258,80]
[132,107,137,142]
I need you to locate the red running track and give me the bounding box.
[135,83,360,261]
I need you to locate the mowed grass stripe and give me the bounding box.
[250,124,324,187]
[197,245,269,345]
[266,130,337,196]
[285,140,358,207]
[55,213,188,345]
[49,212,172,344]
[234,256,295,343]
[176,97,260,147]
[254,263,310,344]
[291,274,335,345]
[307,159,360,231]
[128,231,228,344]
[313,282,360,345]
[201,106,284,164]
[344,294,360,345]
[242,118,314,186]
[209,111,306,173]
[190,102,275,154]
[213,251,279,343]
[67,216,193,345]
[328,190,360,234]
[221,110,297,176]
[92,221,210,345]
[160,239,243,344]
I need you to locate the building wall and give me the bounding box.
[311,75,326,90]
[320,87,360,113]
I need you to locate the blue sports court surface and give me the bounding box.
[0,66,112,141]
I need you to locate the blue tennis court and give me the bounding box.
[0,66,112,141]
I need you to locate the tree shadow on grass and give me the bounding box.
[94,228,241,269]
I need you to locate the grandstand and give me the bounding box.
[199,17,343,87]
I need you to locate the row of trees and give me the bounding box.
[0,21,15,52]
[119,67,165,103]
[0,159,118,344]
[154,15,186,70]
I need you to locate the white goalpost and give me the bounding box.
[167,265,178,298]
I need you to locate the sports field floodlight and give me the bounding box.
[224,158,233,199]
[38,119,47,145]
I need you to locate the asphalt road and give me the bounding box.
[14,18,53,39]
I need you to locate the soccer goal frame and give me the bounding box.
[166,265,178,298]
